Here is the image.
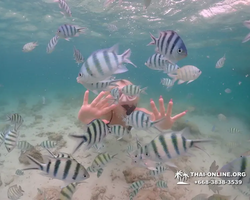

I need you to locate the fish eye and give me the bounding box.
[84,174,87,177]
[178,48,183,53]
[145,153,148,156]
[135,155,137,157]
[79,73,83,77]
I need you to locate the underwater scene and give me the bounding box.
[1,0,250,199]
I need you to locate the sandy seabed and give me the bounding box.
[0,94,249,200]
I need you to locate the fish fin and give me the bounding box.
[43,148,57,158]
[22,155,46,171]
[108,44,119,54]
[178,80,185,84]
[76,27,86,33]
[92,90,99,95]
[65,38,71,41]
[147,166,157,170]
[165,161,178,169]
[60,11,65,16]
[69,134,88,154]
[242,32,250,43]
[166,86,173,92]
[151,117,165,126]
[192,142,212,158]
[147,32,156,46]
[121,49,137,68]
[167,73,177,84]
[186,80,194,84]
[114,65,128,74]
[117,137,122,141]
[140,87,147,94]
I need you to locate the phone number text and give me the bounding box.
[194,179,243,185]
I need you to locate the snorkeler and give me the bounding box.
[78,79,187,130]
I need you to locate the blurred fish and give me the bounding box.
[77,44,136,84]
[225,88,231,93]
[81,78,121,95]
[228,128,241,134]
[109,125,132,140]
[70,119,110,153]
[156,180,167,188]
[110,87,121,104]
[17,141,34,151]
[242,32,250,43]
[7,113,23,129]
[145,53,176,71]
[218,114,227,121]
[54,0,72,17]
[207,194,231,200]
[90,152,117,171]
[46,35,59,53]
[22,42,38,52]
[215,54,226,68]
[211,125,216,132]
[87,166,97,173]
[0,131,6,147]
[97,168,104,178]
[60,182,79,200]
[15,169,24,176]
[57,24,86,41]
[40,140,57,149]
[44,148,73,159]
[4,128,19,153]
[123,110,164,131]
[168,65,202,84]
[143,0,151,9]
[7,184,24,200]
[128,180,144,191]
[73,46,84,65]
[129,188,139,200]
[127,144,134,153]
[161,78,174,91]
[23,155,90,183]
[148,165,167,176]
[147,30,187,64]
[121,85,147,97]
[218,156,249,185]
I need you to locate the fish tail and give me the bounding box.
[121,49,137,68]
[193,139,213,158]
[70,134,88,154]
[23,155,44,170]
[77,27,86,33]
[147,32,156,46]
[140,87,147,94]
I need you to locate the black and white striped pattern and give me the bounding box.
[163,63,179,74]
[148,30,187,63]
[109,124,131,140]
[23,155,90,182]
[121,85,147,96]
[57,24,85,39]
[149,165,167,176]
[40,140,57,149]
[70,119,110,153]
[7,185,24,200]
[7,113,23,129]
[97,168,104,178]
[17,141,34,151]
[4,129,19,152]
[128,180,144,191]
[73,46,84,65]
[228,127,240,134]
[0,131,6,146]
[60,183,79,200]
[91,153,117,171]
[145,53,170,70]
[215,54,226,68]
[161,78,173,88]
[56,0,72,17]
[45,148,73,159]
[77,44,136,83]
[129,188,139,200]
[156,180,167,188]
[110,87,120,104]
[46,35,59,54]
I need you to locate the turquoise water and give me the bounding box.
[1,0,250,199]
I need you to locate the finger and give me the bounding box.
[166,99,173,118]
[159,95,165,116]
[172,111,187,121]
[91,91,106,107]
[83,90,89,105]
[101,104,118,114]
[150,98,159,117]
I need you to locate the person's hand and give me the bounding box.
[78,90,117,124]
[150,95,187,130]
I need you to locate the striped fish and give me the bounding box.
[57,24,86,41]
[161,78,174,91]
[87,166,97,173]
[7,113,23,129]
[215,54,226,68]
[127,144,134,153]
[70,119,110,153]
[0,131,6,147]
[60,183,79,200]
[129,127,212,166]
[55,0,72,17]
[97,168,104,178]
[121,85,147,97]
[7,184,24,200]
[149,165,167,176]
[156,180,167,188]
[73,46,84,65]
[46,35,59,53]
[90,152,117,171]
[4,128,19,153]
[163,63,179,74]
[81,78,121,95]
[15,169,24,176]
[110,87,121,104]
[168,65,202,85]
[219,156,249,186]
[145,53,169,70]
[40,140,57,149]
[147,30,188,64]
[17,141,34,151]
[123,110,164,131]
[22,155,90,182]
[129,189,139,200]
[109,125,131,140]
[44,148,73,159]
[77,44,137,84]
[128,180,144,191]
[228,128,241,134]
